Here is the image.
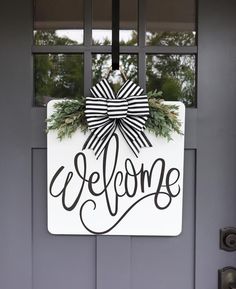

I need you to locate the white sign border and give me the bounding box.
[47,100,185,236]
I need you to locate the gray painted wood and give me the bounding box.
[96,236,131,289]
[130,150,196,289]
[196,0,236,288]
[32,149,95,289]
[96,150,196,289]
[0,0,32,289]
[1,0,236,289]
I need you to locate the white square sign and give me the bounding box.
[47,100,185,236]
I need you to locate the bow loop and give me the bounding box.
[117,80,144,98]
[90,79,115,99]
[83,79,152,158]
[126,95,149,116]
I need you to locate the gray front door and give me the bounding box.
[1,0,236,289]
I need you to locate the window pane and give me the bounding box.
[146,54,196,107]
[34,0,84,45]
[92,0,138,45]
[146,0,196,46]
[92,54,138,92]
[34,54,84,106]
[120,0,138,45]
[92,0,112,45]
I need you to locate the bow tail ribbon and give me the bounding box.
[118,120,152,157]
[82,121,117,159]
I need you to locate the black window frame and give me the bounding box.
[32,0,198,107]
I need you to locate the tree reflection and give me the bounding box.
[34,30,195,107]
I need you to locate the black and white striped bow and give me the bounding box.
[83,79,152,158]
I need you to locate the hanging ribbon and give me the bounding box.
[83,79,152,158]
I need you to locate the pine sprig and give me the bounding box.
[46,98,88,140]
[146,90,182,140]
[46,91,182,141]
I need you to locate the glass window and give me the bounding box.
[92,0,112,45]
[34,0,84,45]
[146,0,196,46]
[92,0,138,45]
[92,54,138,92]
[120,0,138,45]
[146,54,196,107]
[33,0,197,107]
[34,54,84,106]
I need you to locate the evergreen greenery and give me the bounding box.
[47,98,87,140]
[46,91,182,141]
[146,90,182,140]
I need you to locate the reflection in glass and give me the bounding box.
[146,55,196,107]
[34,0,84,45]
[34,30,84,46]
[34,54,84,106]
[120,0,138,45]
[146,0,196,46]
[92,0,138,45]
[92,54,138,92]
[92,30,112,45]
[92,0,111,45]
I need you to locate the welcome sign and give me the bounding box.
[47,100,185,236]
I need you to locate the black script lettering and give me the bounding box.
[154,167,180,210]
[88,172,100,196]
[49,152,86,211]
[102,134,119,216]
[139,158,165,193]
[49,133,182,234]
[124,159,138,197]
[114,171,126,197]
[165,168,180,197]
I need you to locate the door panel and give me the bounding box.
[1,0,236,289]
[130,150,196,289]
[196,0,236,288]
[32,149,195,289]
[96,151,196,289]
[32,149,96,289]
[0,1,32,289]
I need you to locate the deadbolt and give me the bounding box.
[219,267,236,289]
[220,228,236,251]
[225,234,236,249]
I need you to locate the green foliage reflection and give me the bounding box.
[34,30,195,107]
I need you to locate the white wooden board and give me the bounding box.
[47,100,185,236]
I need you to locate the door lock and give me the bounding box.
[220,227,236,251]
[219,267,236,289]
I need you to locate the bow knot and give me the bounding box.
[83,79,152,158]
[107,99,128,119]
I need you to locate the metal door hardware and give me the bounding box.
[219,267,236,289]
[220,227,236,251]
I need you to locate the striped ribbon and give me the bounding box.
[83,79,152,158]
